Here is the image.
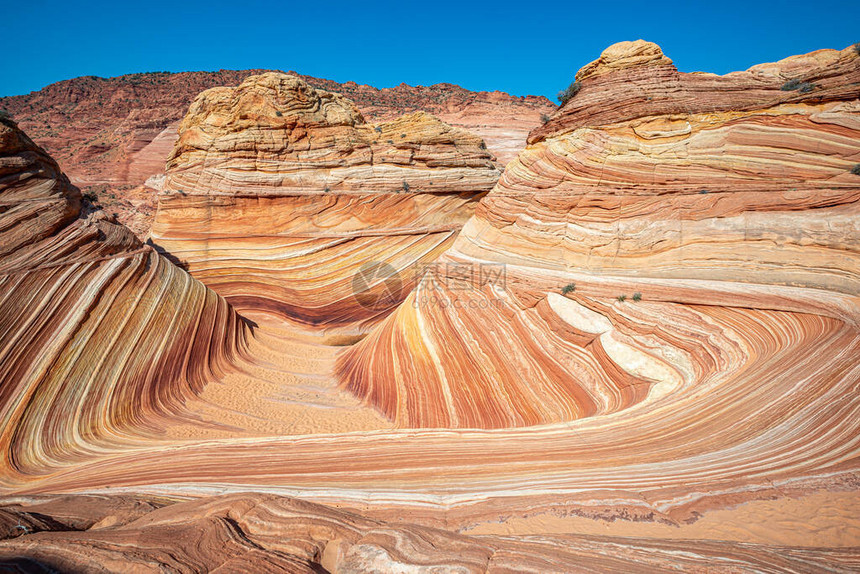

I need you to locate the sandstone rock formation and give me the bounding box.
[0,115,248,481]
[322,41,860,548]
[339,40,860,427]
[2,42,860,571]
[1,492,856,573]
[150,73,500,336]
[0,71,554,236]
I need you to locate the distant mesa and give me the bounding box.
[0,70,554,237]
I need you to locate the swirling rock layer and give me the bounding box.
[150,73,499,333]
[0,116,247,480]
[338,41,860,428]
[2,43,860,570]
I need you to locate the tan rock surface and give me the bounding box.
[1,43,859,571]
[0,116,248,480]
[3,493,856,573]
[150,73,499,336]
[0,72,554,237]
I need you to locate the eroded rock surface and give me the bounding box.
[338,41,860,428]
[0,72,554,237]
[150,73,499,336]
[1,492,856,573]
[2,43,859,571]
[0,116,248,481]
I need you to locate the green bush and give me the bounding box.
[540,113,551,124]
[557,81,581,105]
[275,110,283,117]
[851,164,860,176]
[561,283,576,295]
[632,292,642,302]
[402,181,410,192]
[781,79,815,93]
[616,295,627,302]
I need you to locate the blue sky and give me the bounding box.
[1,0,857,99]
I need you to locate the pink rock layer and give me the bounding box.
[0,115,248,481]
[150,73,499,335]
[0,71,554,238]
[338,41,860,429]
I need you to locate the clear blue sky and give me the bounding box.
[1,0,857,99]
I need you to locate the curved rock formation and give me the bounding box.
[150,73,499,335]
[338,40,860,428]
[2,43,860,569]
[0,116,248,481]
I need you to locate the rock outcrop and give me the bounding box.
[0,116,248,481]
[490,41,860,290]
[1,492,855,573]
[2,43,860,569]
[0,71,554,236]
[150,73,500,336]
[338,41,860,428]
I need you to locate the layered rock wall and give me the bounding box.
[0,117,247,480]
[337,42,860,432]
[150,73,500,335]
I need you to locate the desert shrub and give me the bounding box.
[275,110,283,117]
[374,126,382,133]
[781,79,815,93]
[632,292,642,302]
[82,191,99,203]
[402,181,410,192]
[616,295,627,302]
[557,81,581,105]
[855,43,860,55]
[323,186,330,193]
[851,164,860,176]
[540,113,551,124]
[561,283,576,295]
